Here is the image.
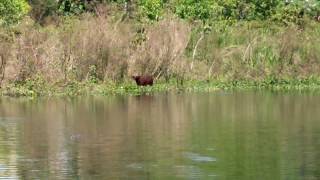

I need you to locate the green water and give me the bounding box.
[0,92,319,179]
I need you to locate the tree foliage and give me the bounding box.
[139,0,164,20]
[173,0,316,22]
[28,0,58,23]
[0,0,30,26]
[174,0,222,22]
[272,0,320,24]
[22,0,320,25]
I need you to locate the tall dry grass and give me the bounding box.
[192,21,320,81]
[130,18,191,81]
[0,14,192,85]
[1,15,320,87]
[8,15,134,83]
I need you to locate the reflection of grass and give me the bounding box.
[3,77,320,97]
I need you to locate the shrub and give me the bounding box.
[28,0,59,24]
[139,0,164,20]
[174,0,222,22]
[272,0,320,25]
[131,18,191,81]
[0,0,30,26]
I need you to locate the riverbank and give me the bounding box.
[2,77,320,97]
[1,7,320,97]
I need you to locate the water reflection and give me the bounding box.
[183,152,216,162]
[0,92,319,179]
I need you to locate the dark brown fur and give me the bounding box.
[132,75,154,86]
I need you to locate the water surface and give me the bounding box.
[0,92,320,179]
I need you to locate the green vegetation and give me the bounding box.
[3,77,320,97]
[1,0,320,96]
[22,0,320,25]
[0,0,30,26]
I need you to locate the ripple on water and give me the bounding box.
[175,165,202,178]
[0,117,24,121]
[126,163,144,170]
[174,165,217,179]
[0,164,19,180]
[0,164,6,173]
[183,152,217,162]
[0,117,23,129]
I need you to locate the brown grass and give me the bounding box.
[0,14,192,85]
[1,16,320,87]
[130,18,191,81]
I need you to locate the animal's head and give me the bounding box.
[131,75,140,81]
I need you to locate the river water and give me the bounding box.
[0,92,319,179]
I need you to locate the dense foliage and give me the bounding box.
[0,0,30,26]
[172,0,320,22]
[20,0,320,24]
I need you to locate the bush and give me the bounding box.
[28,0,59,24]
[173,0,320,23]
[272,0,320,25]
[139,0,164,20]
[174,0,222,22]
[0,0,30,26]
[58,0,86,15]
[131,18,191,80]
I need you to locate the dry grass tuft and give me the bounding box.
[130,18,191,81]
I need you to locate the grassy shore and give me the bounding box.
[2,77,320,97]
[1,12,320,97]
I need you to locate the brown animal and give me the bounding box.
[132,75,154,86]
